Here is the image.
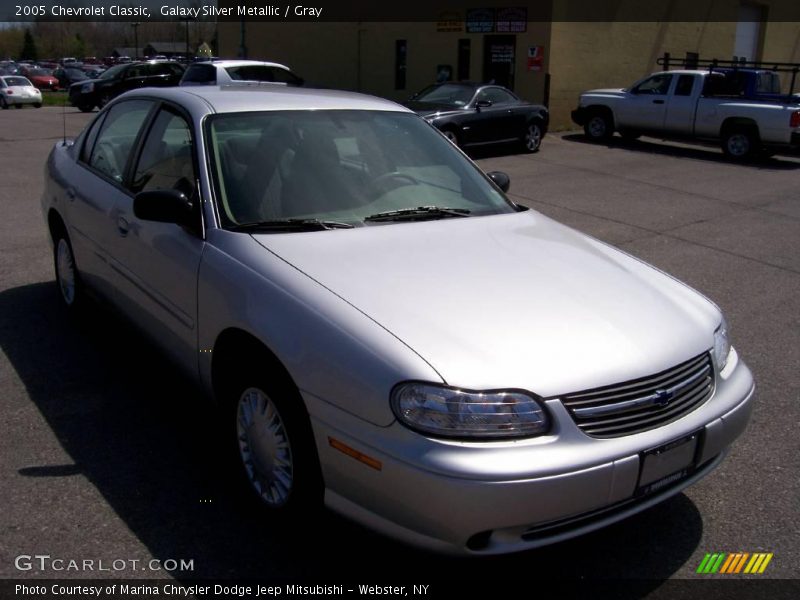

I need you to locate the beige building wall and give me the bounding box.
[219,21,551,105]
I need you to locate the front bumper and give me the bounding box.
[571,106,587,126]
[306,349,755,554]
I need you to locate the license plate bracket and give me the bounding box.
[636,431,700,496]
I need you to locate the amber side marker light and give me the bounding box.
[328,437,382,471]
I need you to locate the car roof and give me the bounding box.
[118,85,411,116]
[199,60,291,70]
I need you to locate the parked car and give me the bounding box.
[53,67,89,89]
[0,75,42,108]
[180,59,303,87]
[18,66,59,91]
[42,85,754,555]
[405,82,549,153]
[572,69,800,158]
[69,61,184,112]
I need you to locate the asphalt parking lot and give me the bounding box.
[0,107,798,590]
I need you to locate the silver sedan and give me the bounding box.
[41,85,754,554]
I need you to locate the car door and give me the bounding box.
[615,73,674,131]
[468,87,519,143]
[66,99,156,301]
[106,104,204,375]
[663,74,699,134]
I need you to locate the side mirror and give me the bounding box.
[487,171,510,193]
[475,99,493,111]
[134,189,193,224]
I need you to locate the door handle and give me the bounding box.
[117,216,129,236]
[652,99,665,104]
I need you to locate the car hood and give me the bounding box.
[253,211,719,396]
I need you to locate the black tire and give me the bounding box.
[441,127,460,147]
[33,103,42,109]
[0,97,8,110]
[224,357,323,517]
[721,127,759,160]
[77,103,95,113]
[583,111,614,141]
[522,121,543,153]
[52,228,84,314]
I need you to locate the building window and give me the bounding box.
[457,39,471,81]
[395,40,407,90]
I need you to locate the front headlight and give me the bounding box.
[391,383,549,440]
[81,82,94,93]
[713,317,732,371]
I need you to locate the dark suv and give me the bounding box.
[69,61,184,112]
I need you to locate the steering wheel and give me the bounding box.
[372,171,419,193]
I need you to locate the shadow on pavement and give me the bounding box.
[0,281,704,584]
[561,133,800,170]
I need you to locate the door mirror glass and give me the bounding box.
[134,189,193,224]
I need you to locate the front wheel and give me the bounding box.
[227,366,323,516]
[0,97,8,109]
[441,128,460,147]
[721,127,759,160]
[583,112,613,141]
[522,122,543,153]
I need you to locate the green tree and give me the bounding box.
[19,28,38,61]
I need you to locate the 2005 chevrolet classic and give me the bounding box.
[42,85,754,554]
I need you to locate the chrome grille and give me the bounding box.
[561,353,714,438]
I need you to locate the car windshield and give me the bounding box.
[207,110,515,229]
[413,84,476,107]
[99,64,127,79]
[4,77,31,87]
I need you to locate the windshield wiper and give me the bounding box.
[364,206,471,222]
[229,219,354,232]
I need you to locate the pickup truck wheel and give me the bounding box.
[77,103,95,113]
[722,128,758,159]
[227,366,323,516]
[522,122,543,153]
[584,113,613,141]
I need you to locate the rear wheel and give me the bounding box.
[522,122,543,153]
[0,97,8,109]
[33,103,42,109]
[584,112,613,141]
[721,127,759,160]
[53,231,84,313]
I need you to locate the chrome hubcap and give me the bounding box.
[588,117,606,138]
[525,124,542,150]
[56,239,76,306]
[727,134,749,156]
[236,387,293,507]
[443,130,458,144]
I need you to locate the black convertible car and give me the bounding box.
[405,82,548,153]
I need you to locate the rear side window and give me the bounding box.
[183,64,216,84]
[476,87,517,105]
[633,74,673,95]
[87,100,153,183]
[226,65,297,83]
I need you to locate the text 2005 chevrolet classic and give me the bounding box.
[42,85,754,554]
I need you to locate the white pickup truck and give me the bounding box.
[572,69,800,159]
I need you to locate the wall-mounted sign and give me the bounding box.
[466,8,495,33]
[436,11,463,33]
[527,45,544,71]
[496,7,528,33]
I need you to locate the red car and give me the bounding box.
[18,67,59,91]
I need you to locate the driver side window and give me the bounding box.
[633,74,673,95]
